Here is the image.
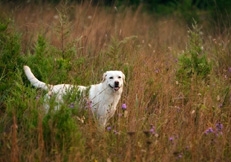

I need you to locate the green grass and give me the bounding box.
[0,2,231,162]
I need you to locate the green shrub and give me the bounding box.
[176,21,211,90]
[0,19,25,110]
[43,105,84,159]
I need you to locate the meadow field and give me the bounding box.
[0,2,231,162]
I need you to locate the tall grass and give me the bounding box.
[1,2,231,162]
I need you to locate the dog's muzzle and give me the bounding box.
[109,81,120,91]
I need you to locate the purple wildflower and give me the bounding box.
[169,137,174,142]
[218,103,223,108]
[228,67,231,73]
[204,127,214,134]
[107,126,112,131]
[216,122,223,132]
[122,103,127,110]
[149,125,155,134]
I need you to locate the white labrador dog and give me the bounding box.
[23,65,125,129]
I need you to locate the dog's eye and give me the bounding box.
[109,76,113,79]
[118,76,121,79]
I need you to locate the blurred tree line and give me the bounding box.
[2,0,230,12]
[1,0,231,29]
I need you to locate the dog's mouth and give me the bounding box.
[109,84,120,91]
[114,87,120,91]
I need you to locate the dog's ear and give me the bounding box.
[102,72,107,82]
[122,72,126,84]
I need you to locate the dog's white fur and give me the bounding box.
[23,65,125,129]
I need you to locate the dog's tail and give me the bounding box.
[23,65,49,90]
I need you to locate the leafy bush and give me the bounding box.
[43,105,84,160]
[0,19,24,110]
[176,21,211,90]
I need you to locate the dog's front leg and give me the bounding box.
[97,116,107,131]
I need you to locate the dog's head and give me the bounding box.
[102,71,125,92]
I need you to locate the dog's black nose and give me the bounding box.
[114,81,119,87]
